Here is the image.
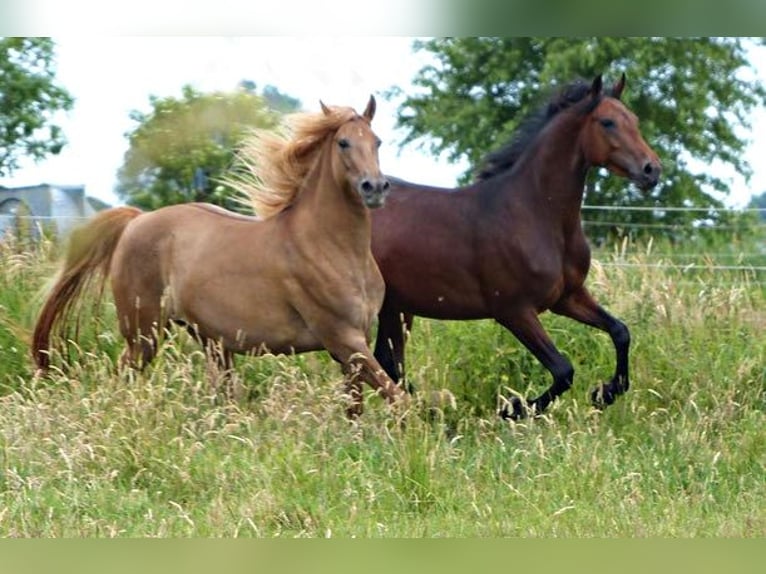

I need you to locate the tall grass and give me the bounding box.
[0,233,764,537]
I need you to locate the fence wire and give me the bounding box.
[3,206,766,276]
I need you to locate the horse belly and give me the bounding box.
[169,257,319,355]
[183,294,322,356]
[388,275,490,320]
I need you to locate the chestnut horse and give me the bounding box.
[33,96,407,417]
[371,75,661,418]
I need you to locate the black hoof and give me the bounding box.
[590,384,616,410]
[500,396,530,420]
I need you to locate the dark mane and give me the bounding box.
[475,80,596,181]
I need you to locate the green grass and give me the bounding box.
[0,234,764,537]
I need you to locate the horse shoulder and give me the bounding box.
[364,255,386,318]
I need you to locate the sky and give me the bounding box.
[1,37,466,206]
[2,37,766,207]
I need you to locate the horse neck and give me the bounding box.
[509,112,591,226]
[291,139,372,252]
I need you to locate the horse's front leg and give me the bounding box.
[552,286,630,408]
[330,333,410,419]
[372,296,414,390]
[496,309,575,419]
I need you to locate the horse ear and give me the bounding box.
[320,100,331,116]
[590,74,603,97]
[611,73,626,99]
[363,95,376,121]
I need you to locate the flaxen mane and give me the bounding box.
[229,105,360,218]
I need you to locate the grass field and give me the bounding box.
[0,232,764,537]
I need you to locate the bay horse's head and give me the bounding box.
[321,95,390,209]
[581,74,661,190]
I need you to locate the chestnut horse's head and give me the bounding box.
[321,95,390,209]
[233,96,390,218]
[581,74,661,190]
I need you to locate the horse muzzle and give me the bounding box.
[616,158,660,191]
[634,159,662,190]
[358,177,391,209]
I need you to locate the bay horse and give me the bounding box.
[371,75,661,418]
[32,96,408,417]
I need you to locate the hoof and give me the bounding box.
[345,400,364,420]
[345,408,363,420]
[590,384,616,410]
[500,396,530,420]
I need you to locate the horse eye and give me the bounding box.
[599,118,616,129]
[338,138,351,149]
[375,138,382,149]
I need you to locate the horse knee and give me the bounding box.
[610,320,630,349]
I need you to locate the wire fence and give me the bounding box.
[3,206,766,278]
[583,205,766,213]
[3,206,765,222]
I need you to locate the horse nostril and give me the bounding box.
[640,161,661,189]
[382,180,390,191]
[361,180,374,193]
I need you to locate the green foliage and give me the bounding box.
[748,191,766,221]
[116,84,300,211]
[261,84,302,114]
[392,38,766,242]
[0,37,74,177]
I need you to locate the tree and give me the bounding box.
[261,84,301,113]
[392,38,766,242]
[748,191,766,221]
[0,37,74,177]
[116,84,301,210]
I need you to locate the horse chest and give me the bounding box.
[349,268,386,329]
[295,256,383,328]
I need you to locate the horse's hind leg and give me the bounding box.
[118,322,162,371]
[496,310,575,419]
[203,338,237,401]
[177,321,238,400]
[116,301,165,371]
[552,286,630,409]
[373,297,413,390]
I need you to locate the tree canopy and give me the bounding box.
[116,83,300,211]
[392,37,766,241]
[0,37,74,178]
